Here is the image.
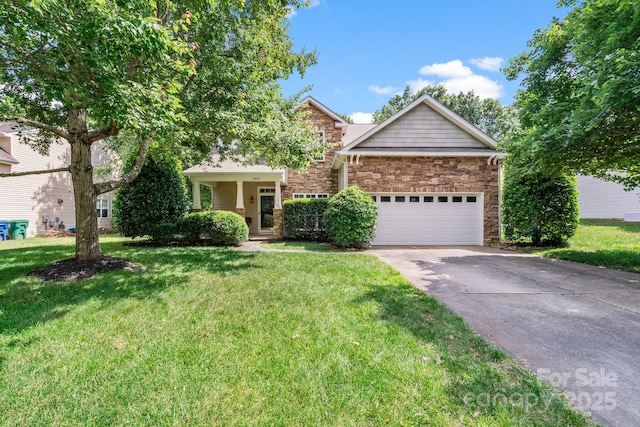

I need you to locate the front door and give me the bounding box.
[259,188,275,233]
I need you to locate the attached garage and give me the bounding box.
[372,193,484,245]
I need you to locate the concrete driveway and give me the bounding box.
[369,246,640,427]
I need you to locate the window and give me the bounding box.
[424,196,434,203]
[395,196,405,202]
[467,196,477,203]
[96,199,110,218]
[410,196,419,203]
[438,196,448,203]
[371,195,377,202]
[452,196,463,203]
[293,193,329,199]
[381,196,391,202]
[315,132,326,162]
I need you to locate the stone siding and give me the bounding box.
[282,103,342,200]
[347,156,500,245]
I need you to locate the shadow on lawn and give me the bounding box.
[0,243,258,337]
[356,280,585,423]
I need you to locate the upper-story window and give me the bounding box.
[315,131,326,162]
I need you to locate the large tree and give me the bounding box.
[504,0,640,187]
[372,86,519,142]
[0,0,322,260]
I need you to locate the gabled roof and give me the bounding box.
[0,146,19,165]
[300,96,349,128]
[341,93,499,152]
[0,122,31,135]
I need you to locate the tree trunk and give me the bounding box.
[68,109,103,261]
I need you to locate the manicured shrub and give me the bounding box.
[179,211,248,246]
[323,186,378,249]
[114,152,189,242]
[502,167,579,246]
[283,198,329,241]
[149,223,179,246]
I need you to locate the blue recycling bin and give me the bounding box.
[0,220,8,241]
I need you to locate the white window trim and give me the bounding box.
[96,198,110,218]
[315,131,326,162]
[293,193,330,199]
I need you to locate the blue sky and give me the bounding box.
[281,1,570,123]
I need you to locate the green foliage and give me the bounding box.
[372,86,519,143]
[504,0,640,187]
[502,165,579,246]
[113,152,189,241]
[323,186,378,249]
[0,0,320,259]
[283,198,329,241]
[179,211,248,246]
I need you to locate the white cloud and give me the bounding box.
[368,84,398,95]
[469,57,504,72]
[308,0,321,7]
[440,75,504,99]
[350,112,374,124]
[406,78,434,93]
[419,60,473,78]
[413,59,504,99]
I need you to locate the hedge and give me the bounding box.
[283,198,329,241]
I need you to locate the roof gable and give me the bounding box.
[341,94,498,152]
[300,96,349,128]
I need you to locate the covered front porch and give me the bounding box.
[184,159,286,238]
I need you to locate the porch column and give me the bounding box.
[192,180,202,211]
[273,180,283,238]
[235,180,245,218]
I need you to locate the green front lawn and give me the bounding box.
[536,219,640,273]
[0,237,593,425]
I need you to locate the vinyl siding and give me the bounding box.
[354,103,489,150]
[577,175,640,219]
[0,134,115,237]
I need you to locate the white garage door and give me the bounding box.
[372,193,484,245]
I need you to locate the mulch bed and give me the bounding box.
[28,257,139,281]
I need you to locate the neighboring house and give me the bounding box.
[577,175,640,220]
[0,123,115,237]
[184,95,506,245]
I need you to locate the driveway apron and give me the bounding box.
[370,247,640,427]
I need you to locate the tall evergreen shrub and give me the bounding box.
[502,166,579,245]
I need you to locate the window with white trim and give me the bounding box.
[293,193,330,199]
[315,132,326,162]
[96,199,110,218]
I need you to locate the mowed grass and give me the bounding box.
[261,240,334,251]
[537,219,640,273]
[0,237,594,426]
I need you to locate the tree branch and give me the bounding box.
[94,136,152,195]
[0,166,70,178]
[88,121,120,143]
[2,117,70,140]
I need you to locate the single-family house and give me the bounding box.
[0,123,115,237]
[184,95,506,245]
[577,175,640,221]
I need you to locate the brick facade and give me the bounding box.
[347,156,500,245]
[282,104,342,200]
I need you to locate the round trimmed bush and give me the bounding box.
[179,211,248,246]
[323,186,378,249]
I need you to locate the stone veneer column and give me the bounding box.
[272,208,283,239]
[235,208,245,219]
